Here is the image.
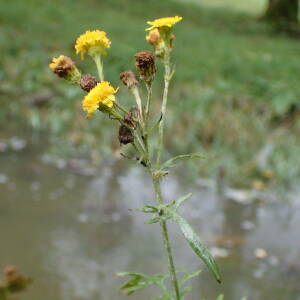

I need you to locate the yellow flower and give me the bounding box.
[146,16,182,31]
[75,30,111,59]
[82,81,118,116]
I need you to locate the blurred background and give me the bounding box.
[1,0,300,299]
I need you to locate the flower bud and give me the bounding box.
[120,71,138,88]
[79,74,99,92]
[146,28,163,47]
[49,55,81,83]
[134,51,156,82]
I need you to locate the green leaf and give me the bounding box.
[146,113,163,136]
[161,154,209,170]
[116,272,151,295]
[153,170,169,179]
[172,193,193,210]
[131,205,159,214]
[174,214,221,283]
[240,297,247,300]
[216,294,224,300]
[179,270,201,285]
[145,214,172,224]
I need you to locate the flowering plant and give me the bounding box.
[49,16,221,300]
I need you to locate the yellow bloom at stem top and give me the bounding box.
[75,30,111,59]
[146,16,182,31]
[82,81,118,116]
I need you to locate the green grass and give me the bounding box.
[174,0,266,15]
[1,0,300,187]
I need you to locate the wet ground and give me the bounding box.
[0,137,300,300]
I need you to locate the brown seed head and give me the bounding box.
[134,51,156,82]
[79,74,99,92]
[118,125,134,145]
[120,71,138,88]
[49,55,76,78]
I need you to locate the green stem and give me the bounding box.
[114,102,130,115]
[156,49,171,168]
[93,55,104,81]
[152,176,181,300]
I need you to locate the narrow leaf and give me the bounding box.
[174,214,221,283]
[146,113,163,136]
[216,294,224,300]
[145,214,172,224]
[179,270,201,285]
[161,154,209,170]
[173,193,193,210]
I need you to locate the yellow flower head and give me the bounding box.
[82,81,118,116]
[146,16,182,31]
[75,30,111,59]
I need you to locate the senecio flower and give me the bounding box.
[82,81,118,116]
[75,30,111,59]
[146,16,182,31]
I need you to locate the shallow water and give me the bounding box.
[0,138,300,300]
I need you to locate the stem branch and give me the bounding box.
[156,50,171,168]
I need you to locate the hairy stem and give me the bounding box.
[156,50,171,168]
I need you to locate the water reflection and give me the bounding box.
[1,149,300,300]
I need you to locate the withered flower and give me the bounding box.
[80,74,99,92]
[118,112,136,145]
[49,55,81,83]
[134,51,156,82]
[120,71,138,88]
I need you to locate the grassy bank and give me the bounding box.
[1,0,300,187]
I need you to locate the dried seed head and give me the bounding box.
[146,28,163,46]
[118,125,134,145]
[49,55,81,83]
[79,74,99,92]
[134,51,156,82]
[120,71,138,88]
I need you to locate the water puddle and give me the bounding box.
[0,140,300,300]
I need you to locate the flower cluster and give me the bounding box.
[146,16,182,56]
[49,15,223,300]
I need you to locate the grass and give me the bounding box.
[1,0,300,187]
